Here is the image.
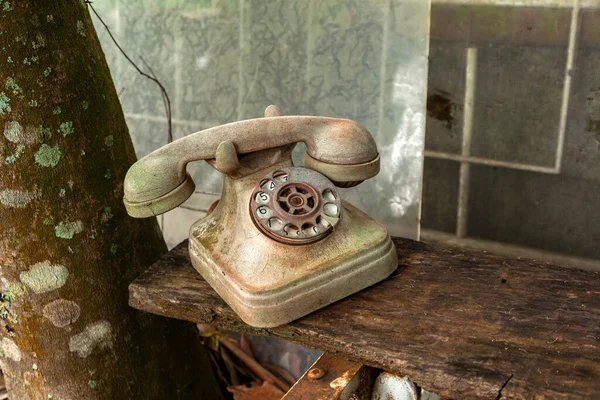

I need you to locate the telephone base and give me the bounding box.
[189,202,398,328]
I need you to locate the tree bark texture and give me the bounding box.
[0,1,218,399]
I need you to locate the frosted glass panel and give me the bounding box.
[92,0,431,245]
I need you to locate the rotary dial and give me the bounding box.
[250,167,342,245]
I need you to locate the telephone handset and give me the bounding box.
[123,105,379,218]
[123,105,397,328]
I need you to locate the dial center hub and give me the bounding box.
[289,195,304,207]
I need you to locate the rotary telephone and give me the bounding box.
[123,105,397,328]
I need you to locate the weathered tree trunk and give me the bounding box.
[0,1,218,399]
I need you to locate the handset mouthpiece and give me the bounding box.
[123,149,195,218]
[123,172,195,218]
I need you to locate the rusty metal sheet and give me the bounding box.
[283,353,378,400]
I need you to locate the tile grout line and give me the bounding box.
[456,47,477,238]
[124,113,221,129]
[417,0,434,241]
[554,0,581,173]
[424,151,558,174]
[237,0,245,121]
[304,0,315,98]
[376,0,391,139]
[174,35,183,127]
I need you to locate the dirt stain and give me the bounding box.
[427,89,455,130]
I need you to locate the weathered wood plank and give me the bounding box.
[129,239,600,399]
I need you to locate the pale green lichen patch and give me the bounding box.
[110,244,118,255]
[5,77,22,98]
[88,380,97,389]
[0,284,23,319]
[59,188,65,198]
[0,338,21,362]
[52,106,60,115]
[0,92,11,114]
[44,67,52,78]
[5,143,25,164]
[3,121,23,143]
[59,121,73,137]
[35,144,61,167]
[76,20,86,37]
[0,1,11,12]
[37,125,52,142]
[82,100,89,110]
[0,189,40,208]
[104,135,114,147]
[69,320,113,358]
[104,170,111,179]
[54,219,84,239]
[28,99,38,107]
[42,299,80,328]
[19,260,69,294]
[6,56,12,64]
[31,33,46,49]
[43,216,53,225]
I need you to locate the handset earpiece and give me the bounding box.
[303,152,380,188]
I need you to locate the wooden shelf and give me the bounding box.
[129,238,600,399]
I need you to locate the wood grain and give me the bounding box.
[129,239,600,399]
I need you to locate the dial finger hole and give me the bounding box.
[256,205,271,218]
[282,224,300,236]
[323,189,337,202]
[267,217,284,231]
[261,180,277,191]
[316,215,330,228]
[255,192,269,204]
[273,171,289,182]
[317,214,331,228]
[302,223,318,237]
[323,203,339,217]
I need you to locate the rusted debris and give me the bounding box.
[307,367,325,380]
[283,353,378,400]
